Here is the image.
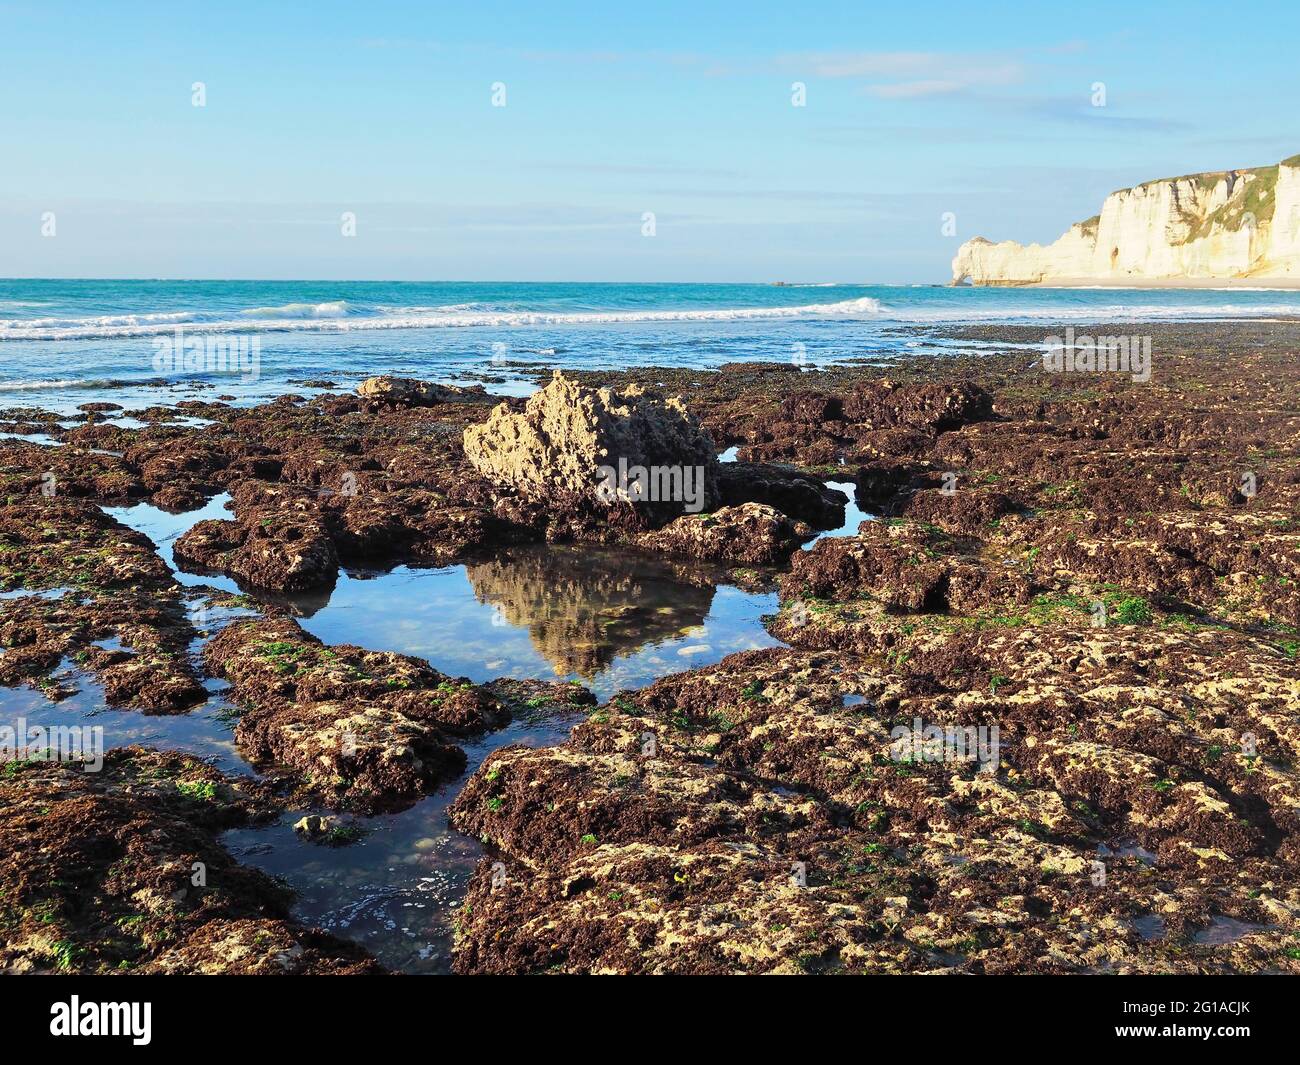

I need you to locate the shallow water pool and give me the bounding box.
[0,480,870,972]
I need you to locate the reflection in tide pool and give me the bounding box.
[286,544,782,700]
[226,545,781,971]
[103,496,781,701]
[81,496,789,971]
[103,492,239,593]
[805,480,873,548]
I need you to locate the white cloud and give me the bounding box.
[867,79,966,99]
[779,50,1027,98]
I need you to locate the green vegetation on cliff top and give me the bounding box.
[1080,155,1295,244]
[1186,165,1278,241]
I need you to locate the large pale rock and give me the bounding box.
[463,371,720,515]
[953,154,1300,284]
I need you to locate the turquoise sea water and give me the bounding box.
[3,279,1299,412]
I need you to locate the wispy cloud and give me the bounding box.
[1019,95,1191,132]
[529,161,744,179]
[776,50,1026,98]
[868,79,970,99]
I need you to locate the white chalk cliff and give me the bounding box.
[952,154,1300,285]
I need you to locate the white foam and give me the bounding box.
[236,300,352,319]
[0,296,886,341]
[0,379,82,391]
[4,291,1300,342]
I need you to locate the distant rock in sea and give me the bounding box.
[952,153,1300,285]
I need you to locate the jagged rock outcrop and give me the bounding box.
[463,371,720,517]
[953,154,1300,285]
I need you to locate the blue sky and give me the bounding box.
[2,0,1297,282]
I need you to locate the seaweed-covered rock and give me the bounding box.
[842,379,993,433]
[782,520,1032,614]
[0,747,382,974]
[718,461,848,528]
[205,618,510,811]
[356,375,492,408]
[449,645,1300,974]
[0,500,206,711]
[175,501,338,593]
[637,503,808,565]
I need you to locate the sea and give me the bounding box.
[3,279,1300,412]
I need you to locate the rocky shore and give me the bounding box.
[3,322,1299,974]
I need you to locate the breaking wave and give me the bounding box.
[0,297,885,342]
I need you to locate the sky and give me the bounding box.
[2,0,1298,283]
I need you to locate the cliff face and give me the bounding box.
[952,154,1300,285]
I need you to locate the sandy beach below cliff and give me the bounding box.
[1017,276,1300,290]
